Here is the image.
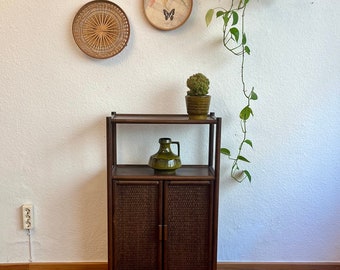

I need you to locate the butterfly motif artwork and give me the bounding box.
[144,0,193,30]
[163,9,175,20]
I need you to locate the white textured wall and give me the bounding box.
[1,0,339,263]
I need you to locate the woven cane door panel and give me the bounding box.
[113,181,161,270]
[165,182,212,270]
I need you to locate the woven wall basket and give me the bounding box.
[72,0,130,59]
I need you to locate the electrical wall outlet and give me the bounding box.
[22,204,33,229]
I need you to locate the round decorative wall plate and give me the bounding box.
[144,0,193,31]
[72,0,130,59]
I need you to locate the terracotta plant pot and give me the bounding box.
[185,95,211,120]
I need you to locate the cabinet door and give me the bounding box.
[163,181,213,270]
[113,181,162,270]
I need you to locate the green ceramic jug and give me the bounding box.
[148,138,182,174]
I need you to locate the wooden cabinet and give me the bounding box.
[107,113,221,270]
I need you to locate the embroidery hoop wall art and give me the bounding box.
[144,0,193,31]
[72,0,130,59]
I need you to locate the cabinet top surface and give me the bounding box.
[108,112,220,124]
[111,165,215,180]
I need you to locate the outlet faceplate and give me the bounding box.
[22,204,33,229]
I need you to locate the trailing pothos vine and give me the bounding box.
[206,0,258,182]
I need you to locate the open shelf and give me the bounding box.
[112,165,215,180]
[110,112,219,124]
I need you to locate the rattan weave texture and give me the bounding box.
[115,183,159,269]
[166,183,210,270]
[72,0,130,59]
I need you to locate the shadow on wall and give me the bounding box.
[36,116,108,260]
[67,117,108,260]
[77,170,107,261]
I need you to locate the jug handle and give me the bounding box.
[171,141,180,157]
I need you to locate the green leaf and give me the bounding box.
[216,10,225,18]
[230,27,240,42]
[245,45,250,55]
[205,9,214,26]
[221,148,231,156]
[242,33,247,45]
[237,155,250,163]
[245,0,250,4]
[231,11,239,26]
[239,106,253,120]
[250,89,258,100]
[243,170,252,182]
[223,13,230,25]
[244,139,253,148]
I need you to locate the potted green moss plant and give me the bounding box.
[185,73,211,120]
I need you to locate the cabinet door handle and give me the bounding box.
[158,225,163,241]
[163,225,168,241]
[158,225,168,241]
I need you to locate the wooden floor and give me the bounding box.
[218,262,340,270]
[0,262,339,270]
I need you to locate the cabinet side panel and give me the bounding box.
[113,182,160,270]
[165,182,212,270]
[107,117,113,269]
